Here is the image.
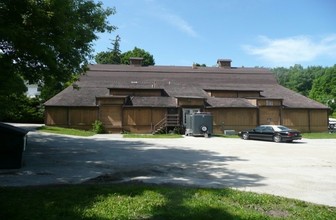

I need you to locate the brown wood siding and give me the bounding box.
[238,91,260,97]
[207,108,257,133]
[123,108,166,126]
[282,109,309,131]
[259,106,281,125]
[99,106,122,132]
[69,108,98,127]
[97,97,125,105]
[257,99,282,106]
[123,108,150,126]
[110,89,162,96]
[123,109,135,126]
[123,107,167,133]
[280,109,328,132]
[309,109,328,132]
[208,91,260,98]
[151,109,166,125]
[178,98,204,106]
[45,107,98,130]
[45,107,68,125]
[211,91,237,98]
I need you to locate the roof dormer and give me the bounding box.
[217,59,232,68]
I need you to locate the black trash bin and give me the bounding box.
[0,123,28,169]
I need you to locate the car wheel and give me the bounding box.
[273,135,281,143]
[242,133,249,140]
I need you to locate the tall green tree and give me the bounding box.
[309,65,336,113]
[0,0,115,94]
[95,45,155,66]
[271,67,290,86]
[272,65,322,97]
[95,35,121,64]
[121,47,155,66]
[273,64,336,114]
[195,63,206,67]
[0,0,115,119]
[0,56,27,119]
[299,66,324,96]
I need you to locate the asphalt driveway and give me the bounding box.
[1,126,335,207]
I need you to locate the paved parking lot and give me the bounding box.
[1,127,336,207]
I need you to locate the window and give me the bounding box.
[266,100,273,106]
[263,126,274,132]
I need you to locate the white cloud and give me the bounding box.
[243,35,336,66]
[159,13,198,38]
[146,1,198,38]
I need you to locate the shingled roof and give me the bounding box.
[45,64,328,109]
[129,96,177,107]
[206,97,257,108]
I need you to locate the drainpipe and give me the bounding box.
[67,107,70,126]
[308,109,311,133]
[257,107,260,126]
[280,106,283,125]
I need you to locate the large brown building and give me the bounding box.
[44,59,329,133]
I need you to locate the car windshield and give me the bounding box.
[273,126,290,131]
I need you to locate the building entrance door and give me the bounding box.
[182,108,200,126]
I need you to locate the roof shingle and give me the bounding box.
[44,64,328,109]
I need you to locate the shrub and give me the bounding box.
[1,95,44,123]
[172,126,183,134]
[92,120,105,134]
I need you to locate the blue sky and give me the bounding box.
[93,0,336,68]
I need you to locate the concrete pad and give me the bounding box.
[1,128,335,207]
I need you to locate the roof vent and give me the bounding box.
[217,59,232,68]
[129,57,143,66]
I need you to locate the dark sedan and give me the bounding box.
[238,125,302,143]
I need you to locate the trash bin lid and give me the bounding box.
[0,123,28,136]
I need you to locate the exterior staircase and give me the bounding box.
[152,114,180,134]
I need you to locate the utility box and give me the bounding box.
[185,112,213,137]
[0,123,28,169]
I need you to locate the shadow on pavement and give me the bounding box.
[0,131,265,189]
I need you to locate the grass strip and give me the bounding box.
[0,183,334,220]
[213,134,240,138]
[123,133,183,138]
[302,132,336,139]
[36,126,336,139]
[37,126,96,137]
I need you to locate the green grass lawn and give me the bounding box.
[37,126,96,137]
[123,133,183,138]
[37,126,336,139]
[213,134,240,138]
[0,183,334,220]
[302,132,336,139]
